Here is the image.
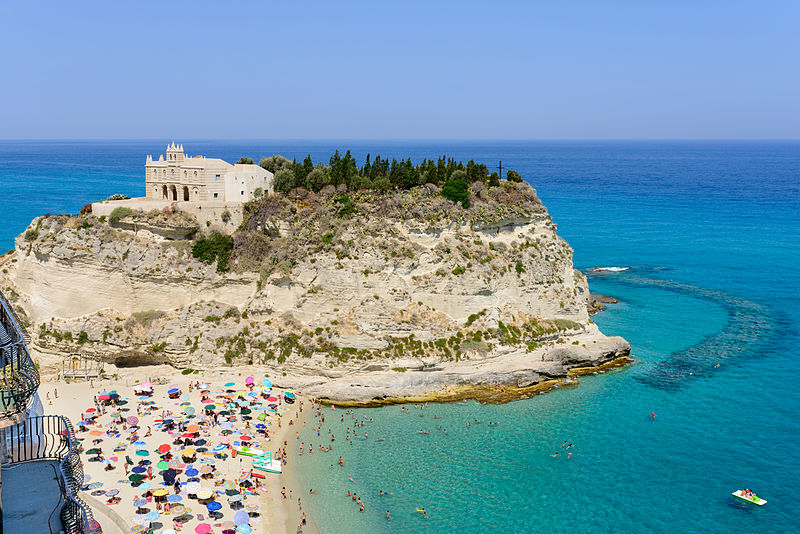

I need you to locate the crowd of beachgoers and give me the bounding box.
[43,373,318,534]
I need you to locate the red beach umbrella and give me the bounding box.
[158,444,171,453]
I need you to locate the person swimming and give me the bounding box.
[550,452,559,457]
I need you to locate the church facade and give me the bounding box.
[145,143,273,202]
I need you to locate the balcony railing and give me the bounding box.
[0,289,40,425]
[5,415,97,534]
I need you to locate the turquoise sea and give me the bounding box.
[1,141,798,533]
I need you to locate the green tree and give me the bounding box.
[507,170,523,182]
[273,169,297,193]
[237,157,255,165]
[441,177,470,208]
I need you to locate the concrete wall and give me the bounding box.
[91,198,244,233]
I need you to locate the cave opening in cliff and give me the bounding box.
[114,354,165,368]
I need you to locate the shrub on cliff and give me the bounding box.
[192,231,234,272]
[109,207,134,223]
[441,178,470,208]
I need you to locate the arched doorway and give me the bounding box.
[162,185,168,199]
[171,185,178,201]
[183,186,189,201]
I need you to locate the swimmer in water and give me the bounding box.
[377,437,385,441]
[386,510,391,520]
[561,441,568,447]
[650,411,656,420]
[550,452,559,457]
[567,452,572,459]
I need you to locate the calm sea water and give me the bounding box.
[1,141,798,532]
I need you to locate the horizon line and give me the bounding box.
[1,137,799,143]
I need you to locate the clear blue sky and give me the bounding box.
[1,1,798,139]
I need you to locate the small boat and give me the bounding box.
[253,452,282,474]
[233,445,265,457]
[732,490,766,505]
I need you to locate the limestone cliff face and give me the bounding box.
[0,181,629,400]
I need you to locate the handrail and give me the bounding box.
[0,290,40,424]
[0,288,30,344]
[4,415,97,534]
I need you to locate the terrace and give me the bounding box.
[0,289,39,427]
[2,415,99,533]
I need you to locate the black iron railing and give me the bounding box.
[5,415,96,534]
[0,289,40,424]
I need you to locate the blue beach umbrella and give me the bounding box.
[134,498,148,507]
[131,466,146,474]
[136,449,149,456]
[134,441,147,447]
[144,511,160,522]
[224,382,235,388]
[234,510,249,525]
[167,494,183,503]
[185,467,199,477]
[137,482,152,490]
[206,501,222,511]
[261,379,271,388]
[237,525,252,533]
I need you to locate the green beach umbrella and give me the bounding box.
[204,404,216,411]
[256,413,266,421]
[240,408,251,415]
[157,460,169,469]
[85,448,101,455]
[128,474,144,482]
[135,449,149,456]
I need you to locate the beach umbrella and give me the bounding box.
[194,438,207,446]
[236,525,252,533]
[228,494,242,502]
[135,449,149,456]
[131,515,149,525]
[128,474,144,482]
[98,394,110,401]
[169,459,182,468]
[256,413,266,421]
[187,424,199,433]
[196,488,213,500]
[156,460,169,469]
[266,396,277,402]
[183,406,196,416]
[153,489,168,498]
[144,511,160,522]
[131,465,146,474]
[134,498,148,507]
[186,481,201,494]
[85,448,101,455]
[186,467,199,477]
[247,392,257,397]
[85,408,97,413]
[246,503,258,512]
[180,393,190,402]
[195,524,211,534]
[127,416,139,425]
[106,488,120,496]
[255,423,266,430]
[158,444,171,453]
[182,448,196,456]
[133,440,147,447]
[89,430,102,436]
[168,388,179,394]
[245,376,254,384]
[234,510,249,525]
[220,521,235,530]
[206,501,222,512]
[137,482,152,490]
[131,525,146,533]
[240,435,251,442]
[240,408,251,415]
[170,503,186,515]
[218,436,230,445]
[162,468,177,484]
[204,404,216,411]
[167,494,183,503]
[224,382,235,388]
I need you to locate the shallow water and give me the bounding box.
[1,140,798,532]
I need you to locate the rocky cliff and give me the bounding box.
[0,181,630,403]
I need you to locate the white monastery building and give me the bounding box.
[145,143,274,202]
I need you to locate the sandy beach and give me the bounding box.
[40,365,320,534]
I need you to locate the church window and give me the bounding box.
[215,174,221,181]
[213,193,219,198]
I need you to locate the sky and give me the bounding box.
[0,1,798,140]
